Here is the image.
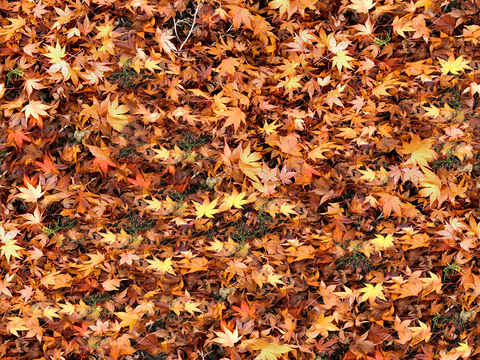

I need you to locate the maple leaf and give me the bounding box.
[75,252,105,276]
[144,197,164,212]
[348,0,376,13]
[268,0,291,18]
[239,144,263,182]
[398,135,436,168]
[119,251,140,266]
[216,57,240,78]
[43,42,66,63]
[16,181,45,203]
[260,120,281,136]
[23,78,45,97]
[115,309,140,330]
[227,5,253,29]
[22,100,51,126]
[1,239,24,263]
[279,202,297,217]
[58,301,76,315]
[377,192,403,217]
[155,28,176,56]
[309,312,340,338]
[21,206,44,226]
[232,301,258,319]
[102,278,120,291]
[107,96,130,132]
[87,145,117,174]
[98,230,117,245]
[0,273,14,297]
[0,227,19,243]
[143,58,162,72]
[146,257,176,275]
[371,234,395,250]
[6,127,32,150]
[360,283,387,303]
[254,342,293,360]
[419,271,443,296]
[219,188,248,211]
[418,168,442,206]
[213,326,242,347]
[43,306,61,321]
[438,55,472,76]
[184,300,203,315]
[408,321,431,345]
[267,272,286,287]
[221,107,246,130]
[90,319,110,335]
[6,317,29,337]
[0,16,26,39]
[455,343,472,359]
[193,197,220,219]
[331,51,354,72]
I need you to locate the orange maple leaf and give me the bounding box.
[87,145,117,175]
[377,192,403,217]
[226,5,253,29]
[216,57,240,77]
[221,107,246,131]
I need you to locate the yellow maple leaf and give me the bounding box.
[6,317,29,336]
[143,58,162,72]
[254,342,293,360]
[408,320,431,345]
[151,146,170,161]
[146,257,176,275]
[455,342,472,359]
[418,168,442,206]
[358,168,377,182]
[115,309,140,330]
[1,239,24,263]
[371,234,395,250]
[311,312,339,338]
[43,306,60,321]
[58,301,76,315]
[360,283,387,303]
[219,188,248,212]
[266,272,285,287]
[260,120,281,136]
[268,0,291,18]
[107,96,130,132]
[398,135,436,168]
[184,300,203,315]
[207,239,224,253]
[43,42,66,64]
[331,51,354,72]
[279,202,297,217]
[98,230,117,245]
[438,55,472,76]
[193,197,220,219]
[239,144,262,182]
[144,197,164,212]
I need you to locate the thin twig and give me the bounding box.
[178,1,200,52]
